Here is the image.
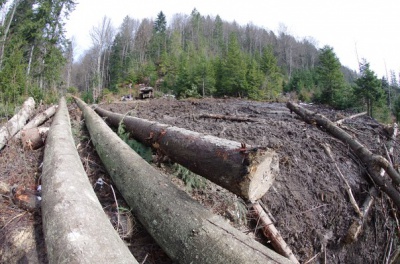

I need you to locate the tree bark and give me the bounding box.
[15,104,57,139]
[41,97,138,264]
[94,106,279,201]
[0,97,35,150]
[75,97,291,264]
[287,102,400,211]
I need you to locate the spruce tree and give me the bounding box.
[260,45,283,100]
[316,46,346,107]
[218,33,246,97]
[354,59,384,117]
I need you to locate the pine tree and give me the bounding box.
[260,45,283,100]
[150,11,167,62]
[316,46,346,107]
[354,59,384,117]
[218,33,246,97]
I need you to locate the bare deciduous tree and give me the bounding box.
[90,16,114,100]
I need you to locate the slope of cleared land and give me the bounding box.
[0,97,398,263]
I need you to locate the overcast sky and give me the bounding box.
[65,0,400,79]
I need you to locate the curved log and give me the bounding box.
[42,97,138,264]
[75,97,291,264]
[287,102,400,211]
[0,97,35,150]
[94,106,279,202]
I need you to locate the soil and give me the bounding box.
[0,97,399,263]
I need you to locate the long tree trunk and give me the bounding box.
[287,102,400,210]
[0,97,35,150]
[42,97,137,264]
[0,0,19,70]
[94,106,279,202]
[75,97,291,264]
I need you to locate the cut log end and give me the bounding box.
[242,149,279,202]
[21,127,49,150]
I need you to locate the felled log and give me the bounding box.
[75,97,291,264]
[199,113,260,122]
[0,97,35,150]
[334,111,367,125]
[42,97,138,264]
[345,123,398,243]
[287,102,400,211]
[21,127,49,150]
[252,202,300,264]
[15,104,57,139]
[95,106,278,202]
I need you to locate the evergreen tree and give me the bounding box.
[316,46,346,108]
[108,33,124,90]
[150,11,167,62]
[245,58,263,99]
[354,59,384,117]
[260,45,283,100]
[285,69,318,102]
[218,33,246,97]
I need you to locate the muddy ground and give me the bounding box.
[0,97,399,263]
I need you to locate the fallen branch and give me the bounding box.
[346,123,398,243]
[15,104,57,139]
[335,112,367,125]
[0,97,35,150]
[287,102,400,210]
[95,106,279,202]
[42,97,138,264]
[75,97,291,264]
[320,142,363,218]
[199,113,260,122]
[252,202,299,264]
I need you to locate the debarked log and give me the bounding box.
[287,102,400,211]
[75,97,291,264]
[15,104,57,139]
[95,106,278,202]
[0,97,35,150]
[42,97,138,264]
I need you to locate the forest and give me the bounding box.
[1,1,400,122]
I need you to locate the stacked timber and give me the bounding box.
[75,97,291,264]
[41,97,138,264]
[94,106,279,202]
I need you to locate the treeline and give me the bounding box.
[1,4,400,122]
[0,0,75,115]
[71,10,400,121]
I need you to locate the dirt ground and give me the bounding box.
[1,97,399,263]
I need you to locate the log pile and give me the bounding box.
[0,97,35,150]
[42,97,138,263]
[94,106,279,202]
[75,97,291,264]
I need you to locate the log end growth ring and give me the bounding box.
[242,149,279,202]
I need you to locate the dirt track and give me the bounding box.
[0,97,398,263]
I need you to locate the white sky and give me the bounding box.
[65,0,400,79]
